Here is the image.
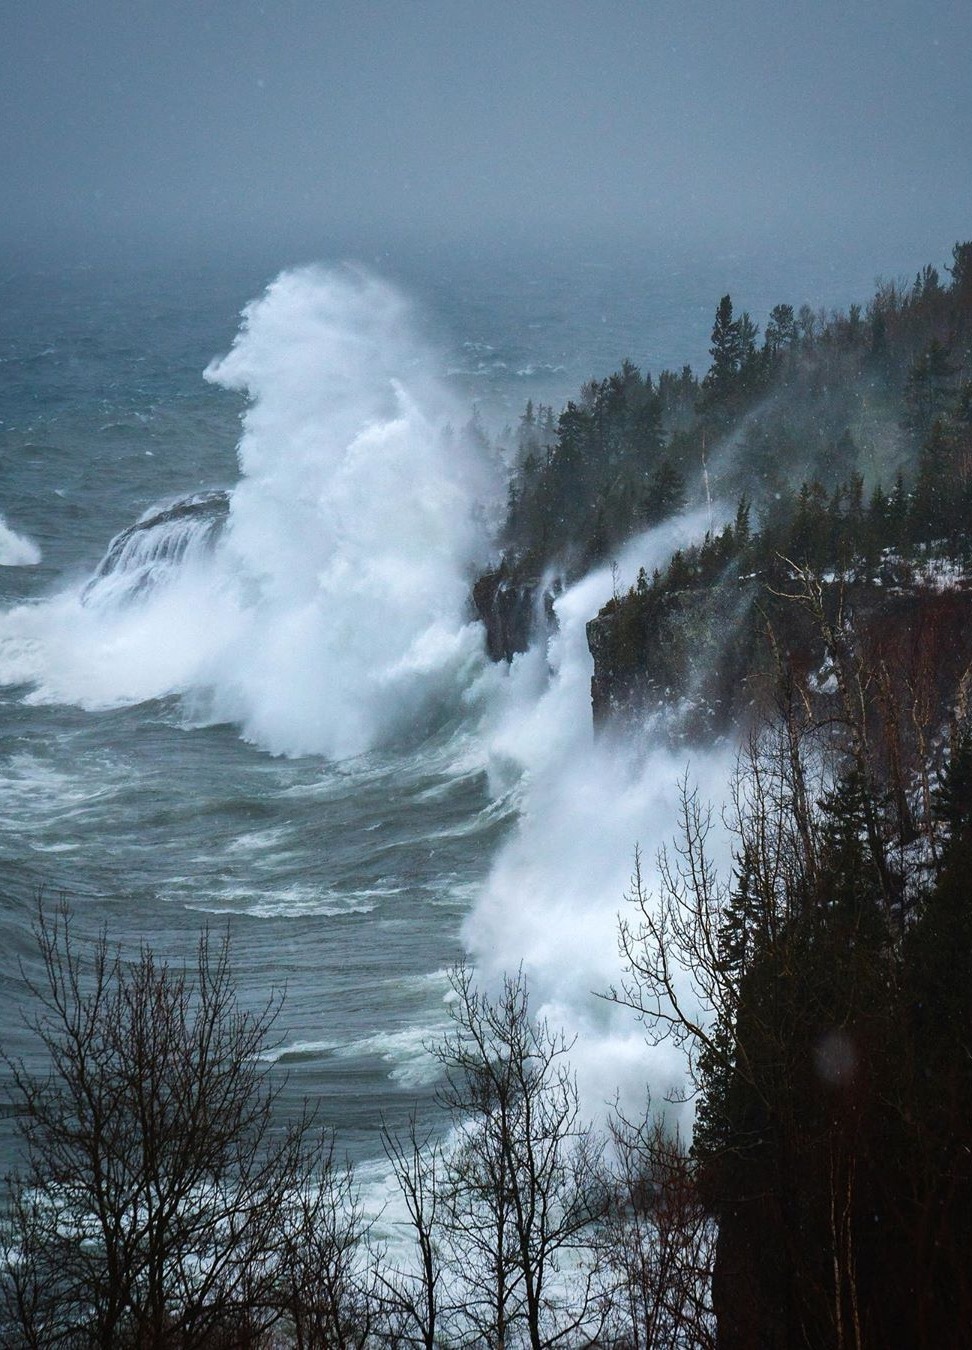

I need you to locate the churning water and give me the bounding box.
[0,238,933,1171]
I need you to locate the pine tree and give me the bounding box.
[765,303,796,354]
[703,295,743,405]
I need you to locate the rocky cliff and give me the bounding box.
[472,564,558,663]
[587,564,972,743]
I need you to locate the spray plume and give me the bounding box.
[469,514,735,1126]
[0,514,41,567]
[0,267,493,757]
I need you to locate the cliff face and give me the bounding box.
[586,581,759,735]
[472,565,558,664]
[587,569,972,742]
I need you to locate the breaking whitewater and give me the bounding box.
[0,249,880,1184]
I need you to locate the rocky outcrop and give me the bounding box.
[587,569,972,741]
[472,564,558,663]
[586,580,761,736]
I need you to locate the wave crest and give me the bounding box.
[0,268,494,757]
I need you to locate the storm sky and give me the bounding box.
[2,0,970,260]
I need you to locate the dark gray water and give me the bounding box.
[0,236,944,1170]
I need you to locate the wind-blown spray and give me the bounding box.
[468,513,735,1127]
[0,268,494,757]
[0,514,41,567]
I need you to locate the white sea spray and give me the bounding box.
[0,268,496,758]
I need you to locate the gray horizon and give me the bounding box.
[2,0,970,265]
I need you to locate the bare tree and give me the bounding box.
[599,1109,716,1350]
[275,1138,382,1349]
[378,1114,444,1349]
[431,962,609,1350]
[609,705,827,1121]
[0,905,351,1349]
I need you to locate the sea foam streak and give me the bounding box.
[0,268,493,758]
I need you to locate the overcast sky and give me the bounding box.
[2,0,970,260]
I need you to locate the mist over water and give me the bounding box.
[0,254,765,1165]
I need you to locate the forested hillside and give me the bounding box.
[475,243,972,679]
[474,241,972,1347]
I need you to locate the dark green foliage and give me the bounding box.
[698,298,770,425]
[622,666,972,1347]
[488,241,972,622]
[658,364,701,429]
[764,303,796,353]
[501,357,694,576]
[642,458,686,524]
[910,409,972,550]
[905,338,958,439]
[932,723,972,835]
[703,296,744,405]
[947,240,972,313]
[691,850,761,1166]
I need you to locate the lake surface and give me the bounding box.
[0,234,942,1173]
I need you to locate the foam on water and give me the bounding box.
[259,1038,343,1065]
[0,514,41,567]
[0,267,496,759]
[334,1023,443,1089]
[186,887,384,920]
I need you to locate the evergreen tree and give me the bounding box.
[703,295,743,406]
[641,459,685,524]
[911,418,954,539]
[905,339,957,439]
[947,240,972,310]
[765,303,796,354]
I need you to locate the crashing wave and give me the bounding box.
[0,268,494,757]
[81,490,229,607]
